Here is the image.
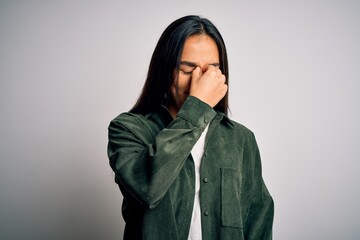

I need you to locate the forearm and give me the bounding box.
[108,96,216,208]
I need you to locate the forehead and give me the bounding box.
[181,34,219,64]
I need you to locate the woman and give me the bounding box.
[108,15,274,240]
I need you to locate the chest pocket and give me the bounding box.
[221,168,243,228]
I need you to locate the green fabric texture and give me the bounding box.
[108,96,274,240]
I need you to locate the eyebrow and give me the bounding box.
[180,61,197,67]
[180,61,220,67]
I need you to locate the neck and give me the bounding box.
[168,104,178,119]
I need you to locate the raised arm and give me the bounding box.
[108,96,216,209]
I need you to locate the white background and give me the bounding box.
[1,1,359,239]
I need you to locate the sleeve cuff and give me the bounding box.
[176,96,217,129]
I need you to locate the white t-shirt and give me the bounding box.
[188,125,209,240]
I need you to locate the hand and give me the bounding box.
[189,66,228,107]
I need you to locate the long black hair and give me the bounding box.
[130,15,229,115]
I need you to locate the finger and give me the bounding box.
[202,64,216,73]
[220,74,226,83]
[191,66,201,81]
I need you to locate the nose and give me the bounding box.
[199,64,217,73]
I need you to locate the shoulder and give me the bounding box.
[111,112,144,124]
[221,114,255,136]
[109,111,164,136]
[218,114,258,147]
[109,112,150,130]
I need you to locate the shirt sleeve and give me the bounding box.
[243,133,275,239]
[107,96,216,209]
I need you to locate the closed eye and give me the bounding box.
[179,69,193,75]
[210,63,220,68]
[178,62,220,75]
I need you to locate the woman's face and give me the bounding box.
[169,34,220,116]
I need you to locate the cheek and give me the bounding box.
[177,75,191,92]
[170,71,191,97]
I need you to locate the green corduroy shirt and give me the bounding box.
[108,96,274,240]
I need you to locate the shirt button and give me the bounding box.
[204,210,209,216]
[204,118,208,123]
[203,177,208,183]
